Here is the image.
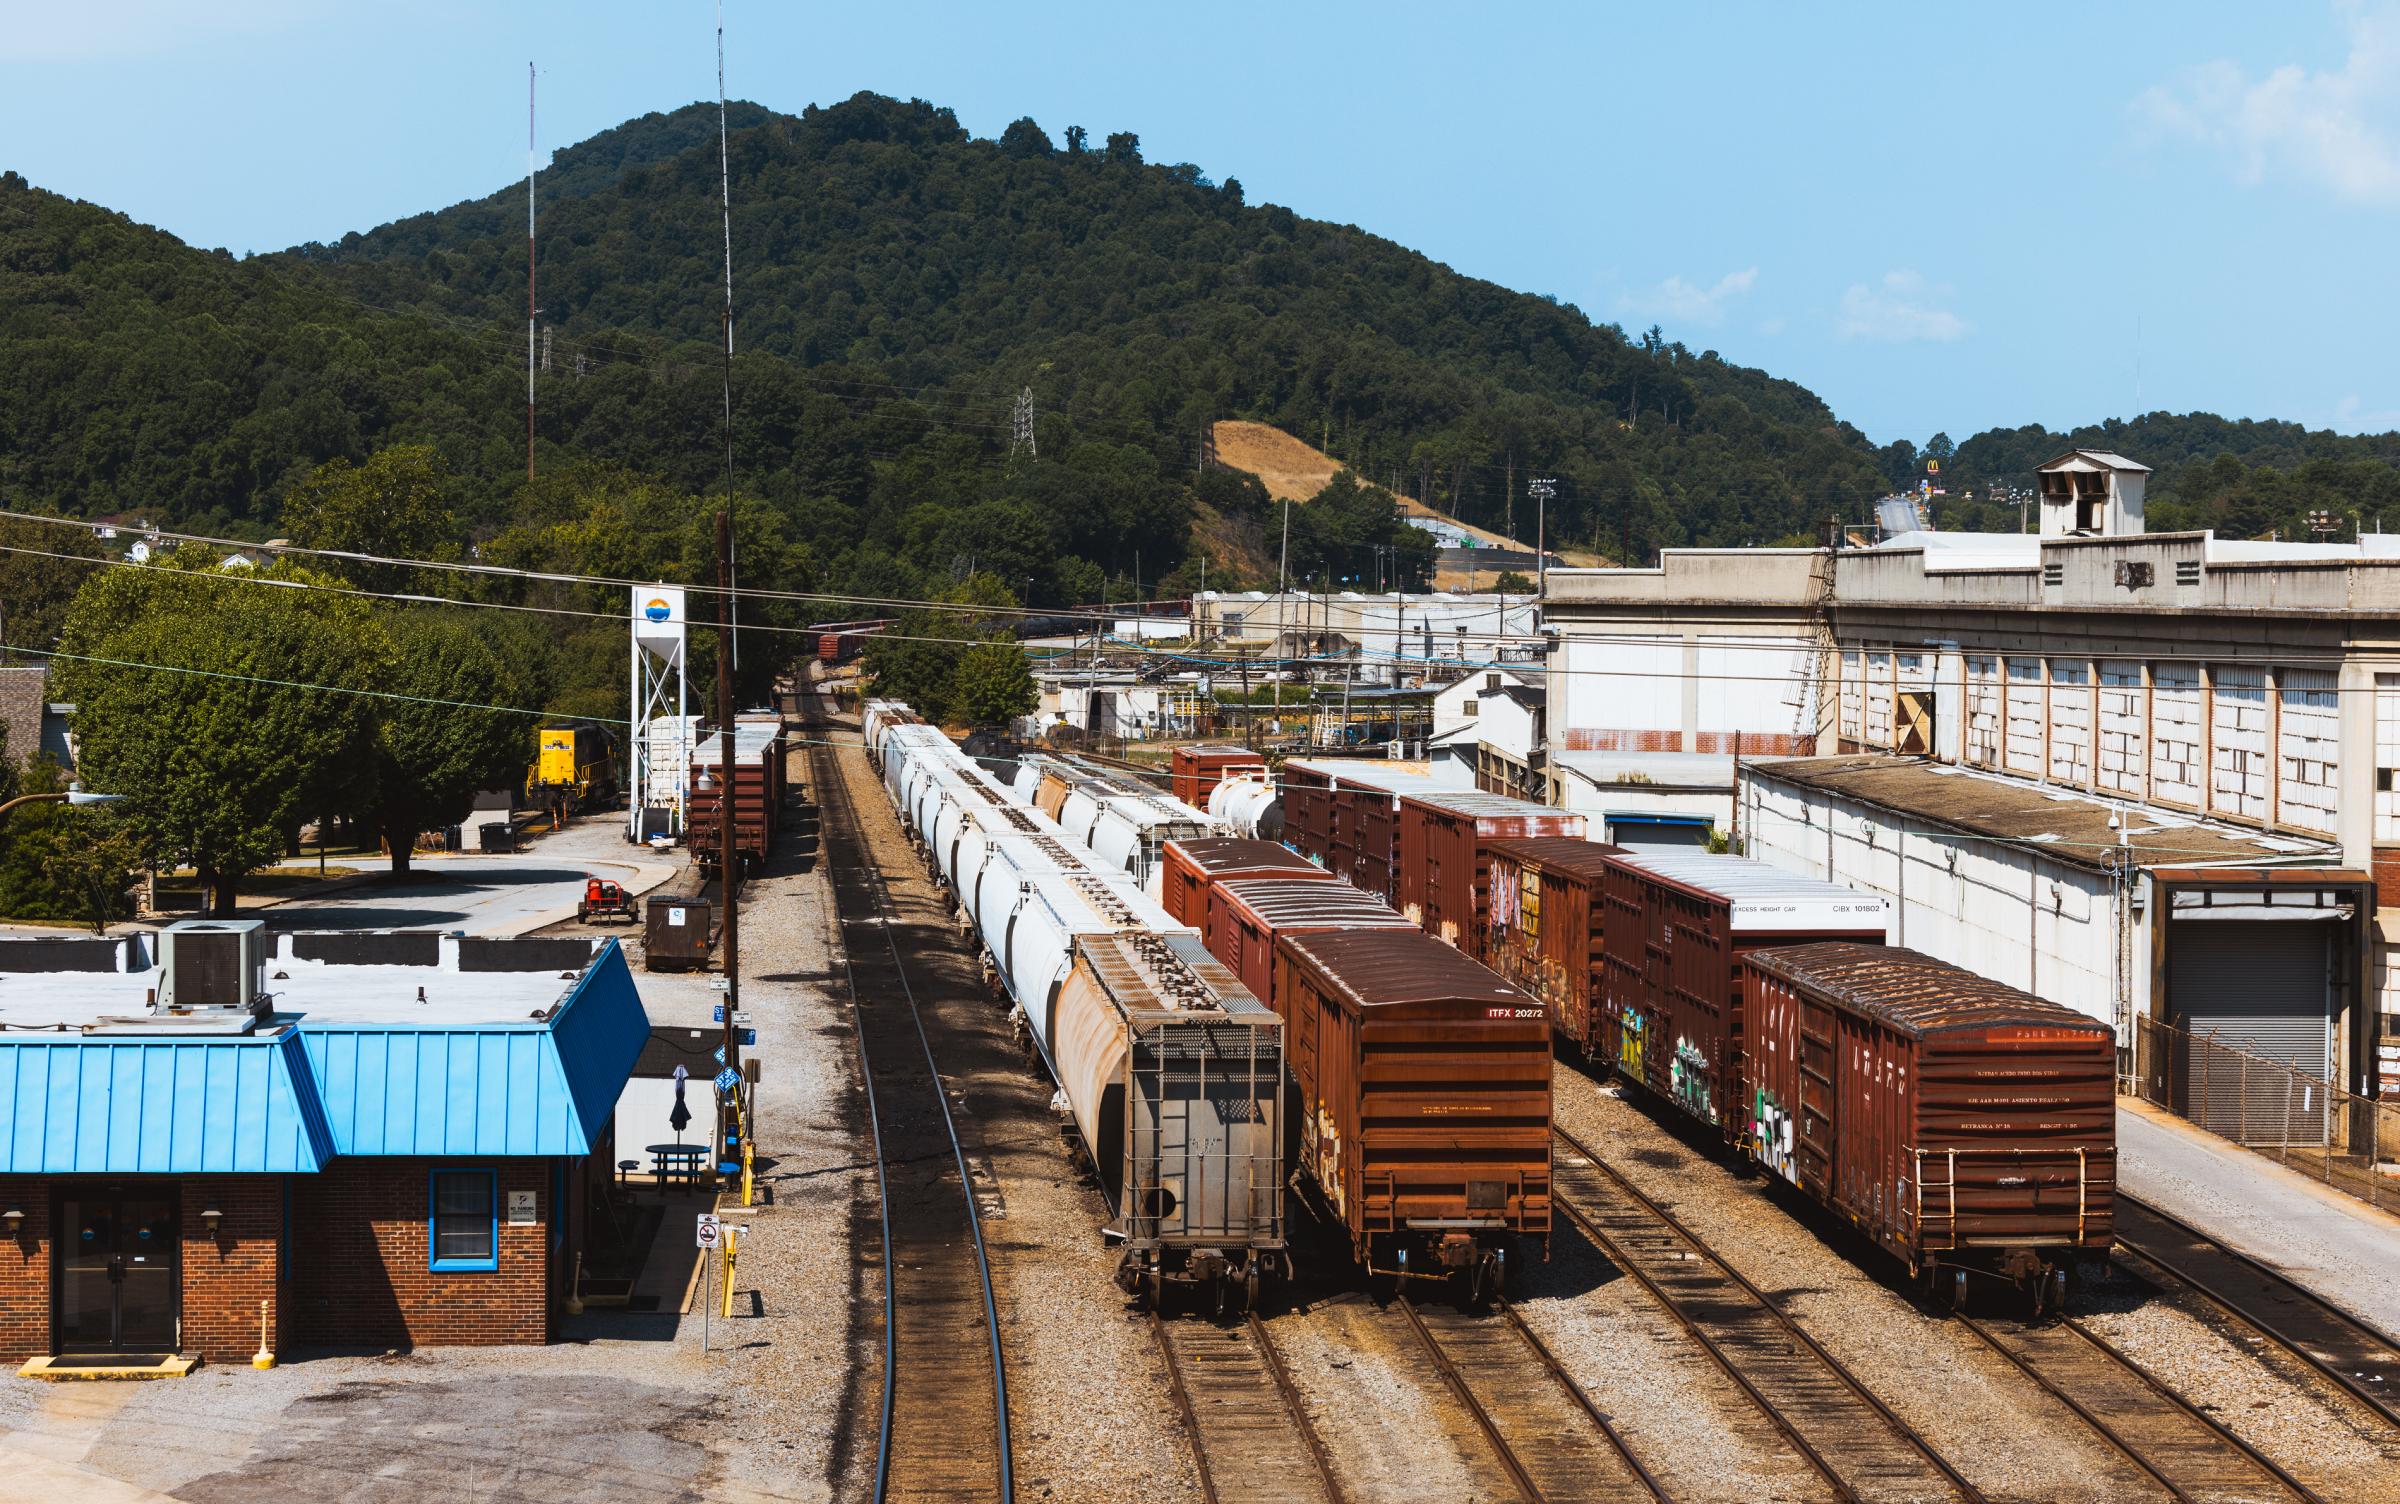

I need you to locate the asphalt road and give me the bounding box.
[259,820,671,936]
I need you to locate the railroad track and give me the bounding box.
[1950,1307,2325,1504]
[810,700,1013,1504]
[1550,1127,1982,1504]
[2113,1194,2400,1435]
[1390,1294,1668,1504]
[1152,1313,1347,1504]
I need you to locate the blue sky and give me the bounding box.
[6,2,2399,444]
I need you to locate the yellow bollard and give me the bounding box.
[719,1228,737,1319]
[251,1299,275,1370]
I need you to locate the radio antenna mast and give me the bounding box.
[716,2,740,668]
[526,61,538,486]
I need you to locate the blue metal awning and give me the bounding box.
[0,941,649,1174]
[0,1030,333,1175]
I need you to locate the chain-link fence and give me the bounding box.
[2126,1014,2400,1211]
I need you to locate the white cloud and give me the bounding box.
[2133,4,2400,207]
[1835,270,1968,343]
[1618,266,1758,327]
[2334,394,2400,432]
[0,0,323,63]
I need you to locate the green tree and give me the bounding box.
[364,611,530,874]
[278,446,463,590]
[58,562,387,914]
[1492,570,1535,592]
[951,639,1038,729]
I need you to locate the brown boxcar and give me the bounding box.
[1483,837,1624,1056]
[1276,761,1442,895]
[1742,942,2116,1310]
[1273,928,1551,1291]
[1208,877,1417,1010]
[1597,852,1890,1138]
[687,726,785,874]
[1157,837,1329,938]
[1351,788,1405,903]
[1170,744,1267,809]
[1396,792,1587,959]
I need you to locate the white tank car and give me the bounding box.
[1207,772,1281,841]
[1057,931,1287,1307]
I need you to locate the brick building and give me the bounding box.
[0,922,648,1369]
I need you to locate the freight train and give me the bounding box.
[869,704,1549,1304]
[867,704,1287,1310]
[686,724,787,875]
[1482,835,2115,1312]
[1198,758,2118,1312]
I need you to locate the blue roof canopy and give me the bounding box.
[306,943,650,1158]
[0,940,648,1174]
[0,1031,332,1175]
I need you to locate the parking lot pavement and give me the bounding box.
[0,1343,822,1504]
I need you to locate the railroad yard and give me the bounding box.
[783,671,2400,1504]
[21,14,2400,1503]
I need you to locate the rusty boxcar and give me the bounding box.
[1273,928,1552,1298]
[1742,942,2116,1313]
[1158,838,1329,939]
[1598,852,1891,1137]
[1207,877,1418,1012]
[1395,791,1587,960]
[1483,837,1625,1057]
[1170,744,1267,810]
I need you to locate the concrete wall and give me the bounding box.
[1743,774,2138,1029]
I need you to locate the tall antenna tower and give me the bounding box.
[525,63,538,485]
[1011,385,1037,458]
[716,1,740,667]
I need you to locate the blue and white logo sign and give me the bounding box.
[714,1067,741,1093]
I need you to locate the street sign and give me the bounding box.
[713,1046,726,1065]
[713,1066,741,1093]
[711,1006,755,1025]
[695,1213,721,1250]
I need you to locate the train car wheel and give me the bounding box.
[1241,1263,1262,1316]
[1947,1267,1970,1314]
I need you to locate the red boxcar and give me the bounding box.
[1171,745,1267,810]
[1208,877,1416,1010]
[1273,927,1552,1290]
[1743,942,2115,1309]
[1483,837,1624,1057]
[1395,792,1587,960]
[1597,852,1890,1139]
[1158,837,1329,938]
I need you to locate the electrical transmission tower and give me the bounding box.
[1011,385,1037,458]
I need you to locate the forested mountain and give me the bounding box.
[8,87,2400,616]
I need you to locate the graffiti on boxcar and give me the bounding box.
[1753,1088,1798,1186]
[1670,1035,1716,1123]
[1618,1004,1646,1079]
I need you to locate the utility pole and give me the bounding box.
[526,61,538,486]
[1528,476,1556,598]
[1275,494,1292,718]
[715,0,740,669]
[714,510,744,1182]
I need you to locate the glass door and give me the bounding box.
[55,1190,178,1353]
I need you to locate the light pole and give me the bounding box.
[0,786,123,820]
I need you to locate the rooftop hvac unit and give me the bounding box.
[157,918,268,1013]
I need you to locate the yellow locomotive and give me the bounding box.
[527,725,619,813]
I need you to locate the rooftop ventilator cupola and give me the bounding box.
[2036,450,2150,538]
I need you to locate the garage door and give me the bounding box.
[2169,918,2332,1145]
